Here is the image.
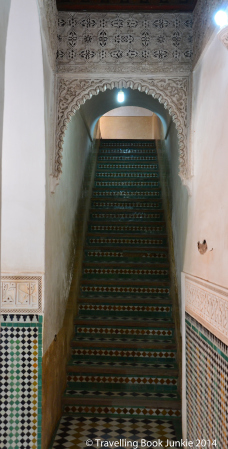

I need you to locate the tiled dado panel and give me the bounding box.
[186,314,228,447]
[0,314,43,449]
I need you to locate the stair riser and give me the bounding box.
[92,191,162,199]
[83,252,169,264]
[74,326,174,339]
[71,348,177,362]
[82,274,169,282]
[63,405,181,419]
[66,379,178,392]
[80,287,170,299]
[87,224,166,233]
[95,173,159,179]
[86,238,167,247]
[89,212,164,221]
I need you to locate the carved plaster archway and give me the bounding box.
[52,77,190,191]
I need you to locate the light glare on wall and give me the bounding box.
[117,90,125,103]
[214,10,228,28]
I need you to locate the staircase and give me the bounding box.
[51,140,182,448]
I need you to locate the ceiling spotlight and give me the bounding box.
[214,10,228,28]
[117,90,125,103]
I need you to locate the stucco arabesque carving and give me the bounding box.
[50,76,189,193]
[184,273,228,345]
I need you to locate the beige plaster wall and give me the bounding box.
[100,114,161,140]
[183,35,228,287]
[159,32,228,318]
[1,0,45,273]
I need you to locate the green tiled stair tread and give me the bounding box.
[51,139,181,448]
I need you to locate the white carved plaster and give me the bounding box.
[57,12,193,75]
[184,272,228,345]
[1,275,43,314]
[218,25,228,49]
[52,76,189,190]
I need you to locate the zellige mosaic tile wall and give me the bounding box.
[0,314,43,449]
[186,313,228,447]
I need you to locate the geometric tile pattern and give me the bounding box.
[79,304,171,313]
[51,416,179,449]
[71,348,176,359]
[95,181,159,187]
[65,389,178,398]
[75,327,173,336]
[63,405,181,417]
[97,163,159,169]
[87,238,164,244]
[83,268,168,276]
[51,139,181,446]
[67,374,178,386]
[89,225,165,232]
[98,156,158,160]
[0,314,42,449]
[81,286,170,294]
[92,191,160,196]
[186,314,228,448]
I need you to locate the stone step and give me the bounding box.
[87,222,166,231]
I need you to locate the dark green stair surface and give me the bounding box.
[51,139,182,448]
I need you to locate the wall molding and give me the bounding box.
[183,272,228,345]
[52,76,190,190]
[1,274,43,314]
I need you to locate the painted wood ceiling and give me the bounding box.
[57,0,197,13]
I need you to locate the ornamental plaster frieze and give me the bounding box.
[1,274,43,314]
[57,12,193,75]
[51,76,190,192]
[184,273,228,345]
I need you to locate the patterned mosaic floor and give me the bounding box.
[51,140,181,447]
[51,416,181,449]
